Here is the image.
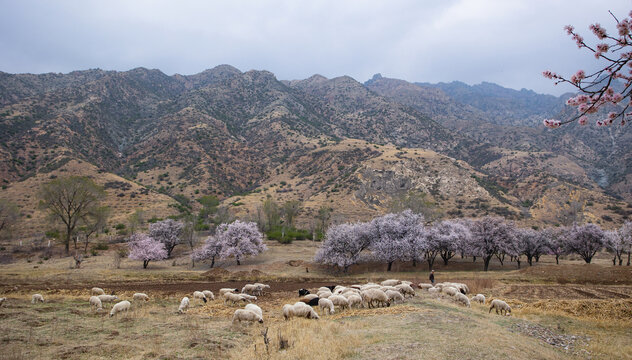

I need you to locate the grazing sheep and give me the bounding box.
[381,279,401,287]
[253,283,270,296]
[193,291,208,303]
[301,294,319,301]
[241,284,259,296]
[283,302,320,320]
[395,284,416,298]
[443,287,459,297]
[400,281,413,286]
[328,295,350,310]
[361,289,390,308]
[300,296,320,306]
[133,293,149,302]
[178,297,190,313]
[347,294,363,308]
[31,294,44,304]
[489,299,511,316]
[318,298,335,315]
[298,288,310,297]
[91,287,105,296]
[427,287,440,295]
[89,296,103,311]
[341,288,361,296]
[454,293,471,308]
[97,294,119,303]
[317,290,332,299]
[239,294,257,302]
[232,309,263,324]
[350,284,364,290]
[419,284,434,290]
[224,292,249,306]
[219,288,239,296]
[385,290,404,304]
[360,284,381,291]
[332,285,346,294]
[471,294,485,304]
[109,300,131,317]
[245,304,263,318]
[318,287,331,293]
[380,286,399,293]
[0,297,5,307]
[202,290,215,300]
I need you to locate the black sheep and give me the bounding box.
[298,288,310,296]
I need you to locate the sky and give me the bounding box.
[0,0,629,95]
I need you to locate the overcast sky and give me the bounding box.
[0,1,628,95]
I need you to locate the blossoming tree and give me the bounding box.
[543,9,632,128]
[128,233,168,269]
[149,219,184,258]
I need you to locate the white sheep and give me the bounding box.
[454,293,471,308]
[328,294,350,310]
[395,284,416,298]
[400,281,413,286]
[385,290,404,304]
[133,293,149,302]
[202,290,215,300]
[419,284,434,290]
[427,287,440,295]
[361,289,390,308]
[219,288,239,296]
[489,299,511,316]
[0,297,6,307]
[31,294,44,304]
[443,287,458,297]
[317,290,332,299]
[178,297,190,313]
[346,294,363,308]
[245,304,263,318]
[332,285,346,294]
[318,298,335,315]
[318,287,332,293]
[193,291,208,303]
[381,279,401,287]
[91,287,105,296]
[301,294,319,302]
[89,296,103,311]
[97,294,119,303]
[360,284,381,291]
[471,294,485,304]
[110,300,131,317]
[380,286,399,293]
[253,283,270,295]
[239,294,257,302]
[283,302,320,320]
[341,288,361,296]
[232,309,263,324]
[241,284,259,296]
[224,292,249,306]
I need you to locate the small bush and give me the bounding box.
[115,223,126,230]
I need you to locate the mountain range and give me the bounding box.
[1,65,630,240]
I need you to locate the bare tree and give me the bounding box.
[389,190,441,223]
[39,176,106,254]
[80,206,110,253]
[281,200,302,228]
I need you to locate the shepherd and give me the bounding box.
[429,270,435,285]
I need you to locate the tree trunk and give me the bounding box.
[236,258,241,266]
[387,262,393,271]
[535,255,540,262]
[527,256,533,266]
[555,255,559,265]
[472,256,476,262]
[412,259,417,267]
[584,256,592,264]
[427,258,434,271]
[627,251,631,266]
[143,260,149,269]
[613,255,617,266]
[516,258,521,269]
[210,256,215,268]
[65,226,71,254]
[483,256,492,271]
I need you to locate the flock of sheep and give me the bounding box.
[1,279,512,325]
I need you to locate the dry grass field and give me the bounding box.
[0,240,631,359]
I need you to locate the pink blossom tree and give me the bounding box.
[369,211,424,271]
[430,220,470,266]
[128,233,168,269]
[545,227,567,265]
[191,235,223,268]
[314,221,375,272]
[543,9,632,128]
[621,221,632,265]
[605,229,626,266]
[465,216,516,271]
[149,219,184,258]
[564,223,605,263]
[516,228,550,266]
[216,220,267,265]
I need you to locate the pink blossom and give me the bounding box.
[590,23,607,39]
[572,34,584,48]
[611,93,623,103]
[564,25,574,35]
[578,116,588,125]
[543,119,561,128]
[617,20,630,36]
[570,69,585,84]
[128,233,168,269]
[578,103,590,112]
[542,70,555,79]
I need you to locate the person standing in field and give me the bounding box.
[429,270,435,285]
